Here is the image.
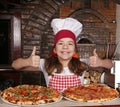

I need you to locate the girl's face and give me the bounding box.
[54,38,76,61]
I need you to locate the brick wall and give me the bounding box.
[0,0,117,86]
[21,0,116,59]
[21,0,63,58]
[60,0,116,59]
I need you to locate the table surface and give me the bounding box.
[0,97,120,107]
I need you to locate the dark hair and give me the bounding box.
[45,56,87,75]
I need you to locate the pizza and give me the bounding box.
[63,84,119,102]
[0,84,62,105]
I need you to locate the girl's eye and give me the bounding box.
[58,42,63,45]
[69,42,74,45]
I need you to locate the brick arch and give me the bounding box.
[22,0,64,58]
[69,8,114,58]
[69,8,109,24]
[69,8,111,44]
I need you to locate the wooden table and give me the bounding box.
[0,97,120,107]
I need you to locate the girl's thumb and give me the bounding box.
[93,48,98,56]
[31,46,36,56]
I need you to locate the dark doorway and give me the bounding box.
[0,13,21,90]
[0,20,10,65]
[0,13,21,68]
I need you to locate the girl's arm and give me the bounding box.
[12,46,40,70]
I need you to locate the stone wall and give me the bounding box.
[21,0,116,59]
[21,0,63,58]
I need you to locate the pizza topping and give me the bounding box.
[0,84,61,105]
[63,84,119,102]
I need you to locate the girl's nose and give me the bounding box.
[63,44,68,48]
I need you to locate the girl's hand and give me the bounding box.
[89,49,102,67]
[29,46,40,67]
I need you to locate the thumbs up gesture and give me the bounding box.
[29,46,40,67]
[89,49,101,67]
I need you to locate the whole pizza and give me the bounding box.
[63,84,119,102]
[0,84,62,105]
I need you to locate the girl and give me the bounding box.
[12,18,113,91]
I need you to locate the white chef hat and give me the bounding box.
[51,17,83,45]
